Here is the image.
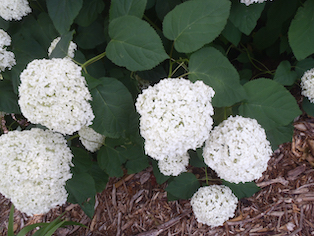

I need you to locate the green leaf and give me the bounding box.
[162,0,230,53]
[295,58,314,78]
[46,0,83,35]
[253,26,281,50]
[97,145,124,177]
[106,15,168,71]
[90,77,136,138]
[155,0,181,21]
[76,21,105,49]
[288,0,314,61]
[152,159,170,184]
[229,0,265,35]
[109,0,147,21]
[0,80,20,114]
[7,205,14,236]
[71,147,93,174]
[222,20,242,46]
[189,47,247,107]
[222,180,260,199]
[188,149,206,168]
[266,123,294,151]
[273,60,298,86]
[49,30,75,58]
[75,0,105,27]
[165,172,200,200]
[89,163,109,193]
[302,97,314,118]
[239,78,302,130]
[124,145,149,174]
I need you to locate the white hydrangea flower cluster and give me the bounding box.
[78,126,105,152]
[18,58,94,135]
[240,0,270,6]
[0,29,16,72]
[158,152,190,176]
[0,0,31,21]
[0,128,73,216]
[136,78,215,162]
[191,185,238,227]
[48,37,77,58]
[203,115,272,184]
[301,68,314,103]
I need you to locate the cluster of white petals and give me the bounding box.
[301,68,314,103]
[135,78,215,161]
[78,126,105,152]
[158,152,189,176]
[191,185,238,227]
[203,116,272,184]
[18,58,94,135]
[48,37,77,58]
[0,0,31,21]
[240,0,270,5]
[0,29,15,72]
[0,128,73,216]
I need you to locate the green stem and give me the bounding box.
[67,134,79,141]
[204,167,209,186]
[81,51,106,70]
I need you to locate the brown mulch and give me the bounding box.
[1,117,314,235]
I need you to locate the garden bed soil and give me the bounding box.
[0,116,314,236]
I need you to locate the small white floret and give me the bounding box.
[191,185,238,227]
[48,37,77,58]
[79,126,105,152]
[0,0,31,21]
[203,115,272,183]
[158,152,189,176]
[240,0,271,6]
[301,68,314,103]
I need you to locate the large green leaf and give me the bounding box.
[89,163,109,193]
[46,0,83,35]
[288,0,314,61]
[75,0,105,27]
[106,15,168,71]
[0,80,20,114]
[71,147,93,174]
[273,60,298,86]
[222,20,242,46]
[49,30,74,58]
[165,172,200,200]
[295,58,314,78]
[266,123,294,151]
[162,0,230,53]
[189,47,247,107]
[239,78,302,130]
[124,144,149,174]
[229,0,265,35]
[97,144,124,177]
[222,180,260,200]
[76,21,105,49]
[109,0,147,21]
[90,77,136,138]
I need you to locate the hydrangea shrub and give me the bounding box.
[0,0,310,226]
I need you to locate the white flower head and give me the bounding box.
[0,29,11,48]
[135,78,215,160]
[301,68,314,103]
[158,152,189,176]
[0,29,16,72]
[78,126,105,152]
[203,115,272,184]
[18,58,94,135]
[0,0,31,21]
[0,128,73,216]
[240,0,270,6]
[48,37,77,58]
[191,185,238,227]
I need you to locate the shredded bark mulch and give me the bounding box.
[1,117,314,236]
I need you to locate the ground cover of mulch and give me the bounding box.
[0,116,314,235]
